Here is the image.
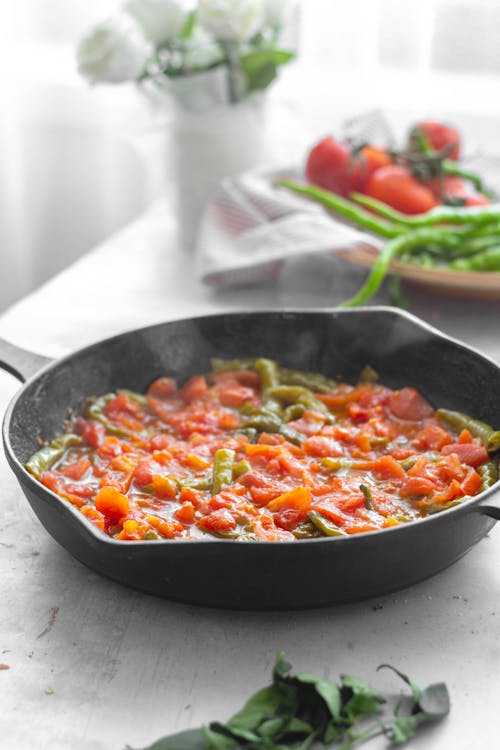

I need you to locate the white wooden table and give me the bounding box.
[1,202,500,750]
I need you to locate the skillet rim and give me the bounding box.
[3,305,500,550]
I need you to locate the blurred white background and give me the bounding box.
[2,0,500,311]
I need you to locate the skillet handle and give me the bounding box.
[0,337,53,383]
[475,504,500,521]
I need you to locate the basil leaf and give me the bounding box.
[418,682,450,718]
[296,674,342,720]
[382,714,427,744]
[226,684,298,732]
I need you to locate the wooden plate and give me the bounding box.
[341,243,500,300]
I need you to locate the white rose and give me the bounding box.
[198,0,265,42]
[125,0,190,46]
[264,0,292,27]
[76,20,147,83]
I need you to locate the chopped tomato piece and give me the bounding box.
[218,385,257,407]
[60,459,91,481]
[413,424,452,451]
[198,508,236,534]
[147,377,177,399]
[441,441,489,467]
[389,387,434,421]
[400,475,437,497]
[267,486,312,512]
[180,375,208,402]
[75,418,106,448]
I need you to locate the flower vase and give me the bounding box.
[144,68,269,252]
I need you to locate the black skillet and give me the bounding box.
[2,307,500,610]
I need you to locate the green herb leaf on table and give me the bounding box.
[132,654,450,750]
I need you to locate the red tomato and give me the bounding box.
[364,165,438,215]
[389,387,434,421]
[305,136,364,196]
[441,441,489,467]
[428,175,490,207]
[358,146,392,189]
[407,120,461,160]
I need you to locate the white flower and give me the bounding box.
[198,0,265,42]
[76,20,147,83]
[125,0,190,46]
[183,27,224,69]
[264,0,292,27]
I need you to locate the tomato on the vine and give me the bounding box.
[305,136,364,196]
[407,120,461,161]
[364,165,438,215]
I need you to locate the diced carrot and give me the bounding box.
[116,519,142,540]
[147,515,184,538]
[181,453,211,470]
[457,428,474,444]
[94,486,129,521]
[267,486,312,512]
[152,474,177,499]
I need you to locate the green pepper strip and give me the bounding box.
[351,192,500,228]
[233,459,251,479]
[278,367,337,394]
[212,448,235,495]
[26,433,83,478]
[436,408,500,451]
[276,180,402,238]
[267,385,335,424]
[341,228,462,307]
[307,510,348,537]
[117,389,149,408]
[85,394,131,437]
[478,460,499,491]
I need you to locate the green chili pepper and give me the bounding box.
[276,180,402,238]
[307,510,348,537]
[212,448,235,495]
[351,192,500,229]
[278,424,304,446]
[399,451,440,471]
[341,228,462,307]
[436,408,500,451]
[181,476,212,491]
[243,410,283,433]
[26,433,83,477]
[267,385,311,403]
[292,520,324,539]
[321,457,367,472]
[360,484,374,510]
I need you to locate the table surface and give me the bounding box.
[1,202,500,750]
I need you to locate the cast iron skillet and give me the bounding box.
[2,307,500,610]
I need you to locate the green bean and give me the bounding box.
[322,457,367,472]
[351,192,500,228]
[267,385,311,403]
[211,448,235,495]
[283,403,306,422]
[478,460,499,490]
[451,234,500,256]
[443,161,496,199]
[210,357,256,373]
[292,520,324,539]
[278,367,337,393]
[436,409,500,451]
[449,246,500,271]
[26,433,83,477]
[358,365,379,384]
[243,410,283,433]
[255,358,279,391]
[307,510,348,537]
[278,424,304,446]
[341,228,462,307]
[399,451,440,470]
[360,484,374,510]
[276,180,402,238]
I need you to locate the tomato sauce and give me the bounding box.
[27,364,491,542]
